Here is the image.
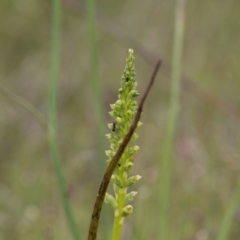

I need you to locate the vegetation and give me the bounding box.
[0,0,240,240]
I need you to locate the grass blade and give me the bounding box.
[159,0,186,239]
[49,0,80,239]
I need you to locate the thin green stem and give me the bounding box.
[111,190,126,240]
[86,0,109,238]
[49,0,80,239]
[86,0,106,173]
[112,215,123,240]
[217,181,240,240]
[0,86,47,130]
[112,219,121,240]
[159,0,186,239]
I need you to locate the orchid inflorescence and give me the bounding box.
[104,49,142,235]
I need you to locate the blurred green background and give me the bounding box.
[0,0,240,239]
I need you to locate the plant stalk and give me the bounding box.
[159,0,186,239]
[49,0,80,239]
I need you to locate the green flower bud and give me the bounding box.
[105,150,114,158]
[126,175,142,187]
[111,175,123,188]
[105,133,112,140]
[126,110,133,117]
[118,88,123,93]
[122,205,133,217]
[128,49,133,54]
[132,145,140,153]
[131,133,139,141]
[123,162,134,172]
[116,99,122,105]
[130,90,139,98]
[117,139,123,145]
[105,193,117,209]
[128,157,134,163]
[127,146,140,157]
[110,104,115,109]
[109,111,114,117]
[110,143,115,150]
[125,191,138,202]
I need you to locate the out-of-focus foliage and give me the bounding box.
[0,0,240,239]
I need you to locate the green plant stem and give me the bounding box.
[49,0,80,239]
[111,190,126,240]
[159,0,186,239]
[217,181,240,240]
[0,86,47,130]
[86,0,109,238]
[112,216,123,240]
[86,0,106,173]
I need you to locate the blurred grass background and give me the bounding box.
[0,0,240,240]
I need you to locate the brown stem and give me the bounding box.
[87,60,162,240]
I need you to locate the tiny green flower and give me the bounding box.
[122,205,133,217]
[105,193,118,209]
[104,49,142,239]
[126,175,142,187]
[125,191,138,202]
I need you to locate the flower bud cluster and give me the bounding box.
[104,49,142,220]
